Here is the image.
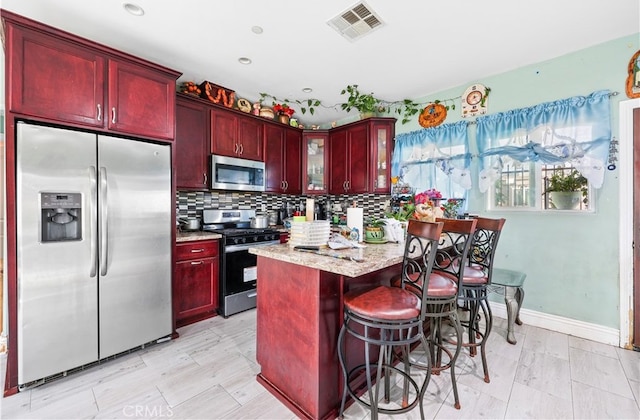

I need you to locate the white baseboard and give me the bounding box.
[491,302,620,346]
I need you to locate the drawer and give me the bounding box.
[176,240,219,260]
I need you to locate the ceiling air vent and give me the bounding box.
[327,2,384,42]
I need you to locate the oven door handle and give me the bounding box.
[225,240,281,253]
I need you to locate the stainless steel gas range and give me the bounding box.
[202,209,281,317]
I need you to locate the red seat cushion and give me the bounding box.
[344,285,420,320]
[390,271,457,297]
[462,265,488,285]
[427,272,458,297]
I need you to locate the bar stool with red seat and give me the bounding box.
[457,217,506,383]
[388,218,477,411]
[337,220,444,420]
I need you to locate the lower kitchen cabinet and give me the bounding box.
[175,240,219,327]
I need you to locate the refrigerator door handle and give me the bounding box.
[89,166,98,277]
[99,167,109,276]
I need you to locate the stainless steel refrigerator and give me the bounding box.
[16,122,172,387]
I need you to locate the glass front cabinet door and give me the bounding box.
[302,131,329,194]
[370,119,395,193]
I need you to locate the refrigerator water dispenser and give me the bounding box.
[40,192,82,242]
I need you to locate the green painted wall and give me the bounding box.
[394,34,640,329]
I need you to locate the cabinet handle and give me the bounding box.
[190,261,204,265]
[190,248,205,253]
[239,144,244,155]
[233,143,238,154]
[96,104,102,121]
[284,180,288,191]
[346,180,350,191]
[280,180,285,190]
[203,173,207,185]
[111,107,116,124]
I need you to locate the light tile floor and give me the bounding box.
[0,309,638,419]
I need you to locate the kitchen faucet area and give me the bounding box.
[1,1,640,419]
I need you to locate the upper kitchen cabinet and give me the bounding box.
[211,108,264,161]
[328,117,395,194]
[329,123,369,194]
[369,119,395,193]
[106,60,176,140]
[302,131,329,195]
[175,95,210,189]
[3,10,180,141]
[264,123,302,194]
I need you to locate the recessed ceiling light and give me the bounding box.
[238,57,252,65]
[302,87,313,93]
[251,26,264,34]
[123,3,144,16]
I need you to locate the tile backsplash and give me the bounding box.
[177,191,391,221]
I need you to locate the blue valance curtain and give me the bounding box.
[476,90,611,192]
[391,121,470,199]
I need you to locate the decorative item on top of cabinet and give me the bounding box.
[175,240,220,327]
[3,10,179,141]
[303,131,329,194]
[199,81,235,108]
[264,123,302,194]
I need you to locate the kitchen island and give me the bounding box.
[249,242,406,420]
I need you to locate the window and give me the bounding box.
[489,161,591,211]
[477,90,610,212]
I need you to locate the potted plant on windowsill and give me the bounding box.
[340,84,385,119]
[545,169,588,210]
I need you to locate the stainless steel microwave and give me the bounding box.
[210,154,265,192]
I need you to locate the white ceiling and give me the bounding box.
[2,0,639,125]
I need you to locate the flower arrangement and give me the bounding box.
[387,188,444,222]
[424,188,442,200]
[273,103,295,117]
[442,198,463,218]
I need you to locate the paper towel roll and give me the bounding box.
[346,207,364,242]
[306,198,315,221]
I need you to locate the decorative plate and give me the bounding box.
[418,103,447,128]
[237,98,252,113]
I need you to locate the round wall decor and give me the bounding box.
[418,103,447,128]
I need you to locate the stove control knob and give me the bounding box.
[254,236,259,242]
[241,237,247,244]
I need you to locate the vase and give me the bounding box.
[278,114,290,125]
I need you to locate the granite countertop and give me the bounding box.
[249,242,406,278]
[176,231,222,242]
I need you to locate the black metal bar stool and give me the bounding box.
[388,218,477,410]
[337,220,443,420]
[457,217,506,383]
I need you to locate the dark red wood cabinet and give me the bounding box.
[175,96,210,189]
[175,240,220,327]
[211,108,264,161]
[329,123,369,194]
[4,12,179,141]
[264,124,302,194]
[6,23,106,128]
[328,117,395,194]
[107,59,176,140]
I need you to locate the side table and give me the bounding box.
[489,268,527,344]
